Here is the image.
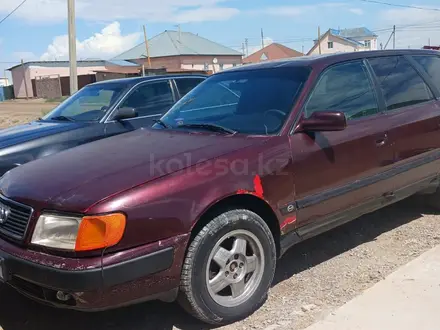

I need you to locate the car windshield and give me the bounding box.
[160,66,310,135]
[43,84,127,122]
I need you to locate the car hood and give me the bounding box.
[0,128,267,212]
[0,120,87,149]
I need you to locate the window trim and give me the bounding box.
[328,41,334,49]
[302,59,381,122]
[366,55,436,113]
[104,79,177,123]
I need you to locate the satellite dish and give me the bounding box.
[213,58,218,64]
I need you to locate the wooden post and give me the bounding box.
[21,59,29,100]
[318,26,322,55]
[143,25,152,69]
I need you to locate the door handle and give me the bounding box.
[375,134,388,147]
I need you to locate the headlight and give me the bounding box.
[31,213,126,251]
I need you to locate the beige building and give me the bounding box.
[113,30,243,73]
[8,60,140,98]
[308,27,378,55]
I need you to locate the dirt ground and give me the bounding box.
[0,99,59,129]
[0,100,439,330]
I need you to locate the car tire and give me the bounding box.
[178,209,277,325]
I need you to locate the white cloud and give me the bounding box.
[174,6,239,23]
[378,7,440,48]
[13,51,37,61]
[40,22,141,60]
[253,3,350,17]
[349,8,364,15]
[0,0,238,23]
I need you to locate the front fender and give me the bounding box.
[89,138,294,253]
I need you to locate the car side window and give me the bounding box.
[119,81,174,118]
[175,78,205,97]
[368,56,433,111]
[305,61,379,120]
[412,55,440,92]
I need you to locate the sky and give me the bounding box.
[1,0,440,81]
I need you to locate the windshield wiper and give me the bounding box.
[49,115,75,122]
[153,119,170,129]
[178,123,237,135]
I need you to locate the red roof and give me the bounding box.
[243,43,303,64]
[423,46,440,50]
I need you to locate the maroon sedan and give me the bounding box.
[1,49,440,324]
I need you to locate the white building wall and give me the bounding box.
[181,63,237,72]
[309,35,359,55]
[29,65,106,79]
[309,34,379,55]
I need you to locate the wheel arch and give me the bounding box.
[190,194,281,257]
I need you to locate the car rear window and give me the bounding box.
[368,56,433,111]
[412,55,440,92]
[161,67,311,135]
[175,78,205,97]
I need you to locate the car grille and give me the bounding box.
[0,196,33,240]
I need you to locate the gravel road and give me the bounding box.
[0,196,439,330]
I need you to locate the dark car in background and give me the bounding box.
[0,74,206,176]
[2,50,440,325]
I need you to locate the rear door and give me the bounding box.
[288,60,394,236]
[367,55,440,196]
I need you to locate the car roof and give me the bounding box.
[221,49,440,73]
[88,74,207,88]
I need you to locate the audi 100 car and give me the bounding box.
[1,50,440,324]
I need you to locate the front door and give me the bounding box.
[104,79,177,135]
[287,60,394,238]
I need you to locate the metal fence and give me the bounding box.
[35,74,62,99]
[0,86,14,102]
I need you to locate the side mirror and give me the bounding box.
[297,111,347,132]
[113,107,137,121]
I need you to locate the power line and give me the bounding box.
[359,0,440,12]
[0,0,28,26]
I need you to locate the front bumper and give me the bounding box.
[0,234,189,310]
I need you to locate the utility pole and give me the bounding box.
[429,38,431,46]
[393,25,396,49]
[143,25,152,69]
[318,26,322,55]
[245,38,249,57]
[242,42,245,57]
[21,59,29,100]
[384,28,395,50]
[176,24,181,42]
[67,0,78,94]
[261,28,265,49]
